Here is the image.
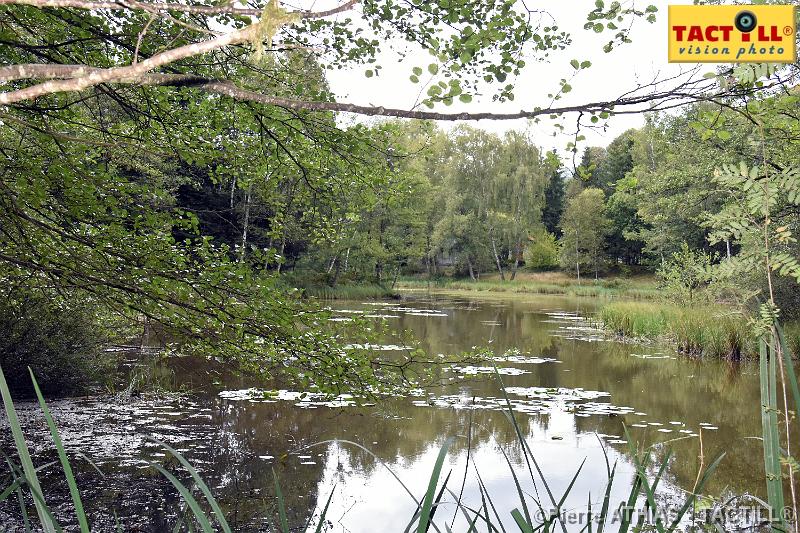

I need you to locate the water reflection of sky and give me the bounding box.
[0,292,766,531]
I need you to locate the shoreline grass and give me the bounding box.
[397,273,659,300]
[300,283,399,300]
[598,301,755,360]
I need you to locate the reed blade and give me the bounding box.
[0,365,55,533]
[29,369,89,533]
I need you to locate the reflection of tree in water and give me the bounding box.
[391,295,765,498]
[0,294,770,529]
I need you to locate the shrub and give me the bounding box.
[656,242,714,305]
[524,231,560,270]
[0,289,110,396]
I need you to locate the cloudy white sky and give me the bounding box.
[323,0,707,153]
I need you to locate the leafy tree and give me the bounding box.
[558,187,611,280]
[625,110,735,265]
[542,153,566,236]
[656,243,714,305]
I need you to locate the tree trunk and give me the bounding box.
[391,265,400,289]
[467,257,476,281]
[575,228,581,284]
[276,234,286,273]
[510,237,521,281]
[330,258,341,287]
[491,237,505,281]
[239,181,252,263]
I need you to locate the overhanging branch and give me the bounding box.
[0,0,359,19]
[0,63,759,121]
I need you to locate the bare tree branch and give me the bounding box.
[0,0,359,19]
[0,62,760,121]
[0,25,258,104]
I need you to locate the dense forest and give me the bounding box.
[183,96,800,318]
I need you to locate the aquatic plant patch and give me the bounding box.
[218,388,364,408]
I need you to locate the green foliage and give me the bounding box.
[430,126,548,280]
[705,161,800,289]
[0,286,110,397]
[558,187,611,279]
[524,230,560,270]
[656,243,714,305]
[541,157,566,236]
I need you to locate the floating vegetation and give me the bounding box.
[344,343,409,351]
[630,353,674,360]
[542,312,609,342]
[451,366,530,376]
[411,384,634,417]
[505,386,610,402]
[545,312,588,321]
[218,389,361,408]
[404,311,448,317]
[489,348,560,364]
[492,355,561,364]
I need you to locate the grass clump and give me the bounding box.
[301,283,398,300]
[599,301,753,359]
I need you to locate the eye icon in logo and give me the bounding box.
[735,10,757,33]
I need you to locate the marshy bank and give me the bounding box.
[396,272,660,300]
[598,301,800,361]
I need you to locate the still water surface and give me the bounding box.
[0,291,764,531]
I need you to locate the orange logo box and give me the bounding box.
[668,4,797,63]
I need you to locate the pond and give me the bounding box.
[0,291,766,531]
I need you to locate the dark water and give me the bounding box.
[0,291,766,531]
